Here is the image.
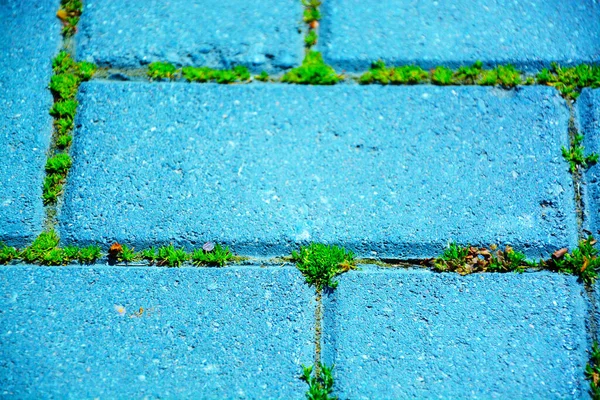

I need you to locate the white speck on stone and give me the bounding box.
[138,375,146,382]
[421,93,430,99]
[114,305,126,316]
[296,230,311,241]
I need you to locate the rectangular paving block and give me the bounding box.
[579,88,600,237]
[0,265,314,399]
[60,83,576,258]
[322,268,589,399]
[0,0,60,246]
[320,0,600,71]
[76,0,303,72]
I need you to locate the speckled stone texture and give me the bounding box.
[0,265,314,399]
[0,0,60,246]
[320,0,600,72]
[322,267,589,399]
[60,83,575,258]
[579,88,600,237]
[76,0,303,72]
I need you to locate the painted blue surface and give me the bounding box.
[0,0,60,246]
[0,265,314,399]
[320,0,600,72]
[579,89,600,237]
[322,267,589,399]
[76,0,303,72]
[60,83,575,258]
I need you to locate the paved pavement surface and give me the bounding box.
[320,0,600,71]
[0,0,60,246]
[1,0,599,398]
[0,265,314,399]
[59,83,575,258]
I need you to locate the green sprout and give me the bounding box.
[157,244,188,267]
[562,134,599,173]
[301,363,336,400]
[292,243,355,290]
[118,244,137,263]
[282,51,340,85]
[190,244,233,266]
[139,247,158,263]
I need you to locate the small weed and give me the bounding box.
[57,0,82,37]
[148,62,177,80]
[292,243,355,289]
[78,245,101,263]
[190,244,233,266]
[0,243,18,264]
[300,363,336,400]
[42,248,67,265]
[433,243,531,274]
[305,30,318,47]
[56,117,74,135]
[157,245,187,267]
[182,66,250,84]
[56,134,72,148]
[63,245,80,261]
[52,50,76,74]
[77,61,97,81]
[255,71,269,82]
[586,342,600,399]
[547,236,599,284]
[20,231,61,263]
[139,247,158,263]
[282,51,340,85]
[431,66,454,85]
[118,244,137,263]
[562,134,599,173]
[479,65,522,87]
[50,73,79,100]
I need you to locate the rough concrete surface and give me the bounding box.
[76,0,303,72]
[579,88,600,237]
[60,83,575,258]
[0,265,314,399]
[320,0,600,71]
[0,0,60,246]
[322,267,589,399]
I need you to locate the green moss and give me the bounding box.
[0,243,18,264]
[118,244,137,263]
[190,244,233,266]
[305,30,318,47]
[359,60,427,85]
[255,71,270,82]
[454,61,483,84]
[433,243,531,274]
[56,134,72,149]
[431,66,454,85]
[181,66,250,83]
[45,153,72,174]
[50,99,78,120]
[20,231,61,263]
[78,245,102,263]
[282,51,340,85]
[157,245,188,267]
[479,65,522,87]
[562,134,599,173]
[537,63,600,100]
[292,243,355,289]
[433,242,469,273]
[50,73,79,100]
[58,0,83,37]
[300,363,336,400]
[302,0,322,23]
[148,62,177,80]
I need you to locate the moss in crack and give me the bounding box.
[359,60,428,85]
[478,65,522,87]
[302,0,322,25]
[587,342,600,399]
[182,65,251,84]
[305,30,318,48]
[300,363,336,400]
[148,62,178,80]
[292,243,355,290]
[0,243,19,264]
[432,243,533,275]
[282,51,341,85]
[562,134,599,172]
[546,236,599,284]
[431,66,454,86]
[537,63,600,100]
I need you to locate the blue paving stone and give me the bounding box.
[322,267,589,399]
[76,0,303,72]
[59,83,575,258]
[0,0,60,246]
[320,0,600,72]
[0,265,314,399]
[579,88,600,237]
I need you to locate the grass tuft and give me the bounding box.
[0,243,19,264]
[537,63,600,100]
[157,245,188,267]
[190,244,233,266]
[282,51,340,85]
[301,363,336,400]
[21,231,61,264]
[562,134,599,173]
[292,243,355,289]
